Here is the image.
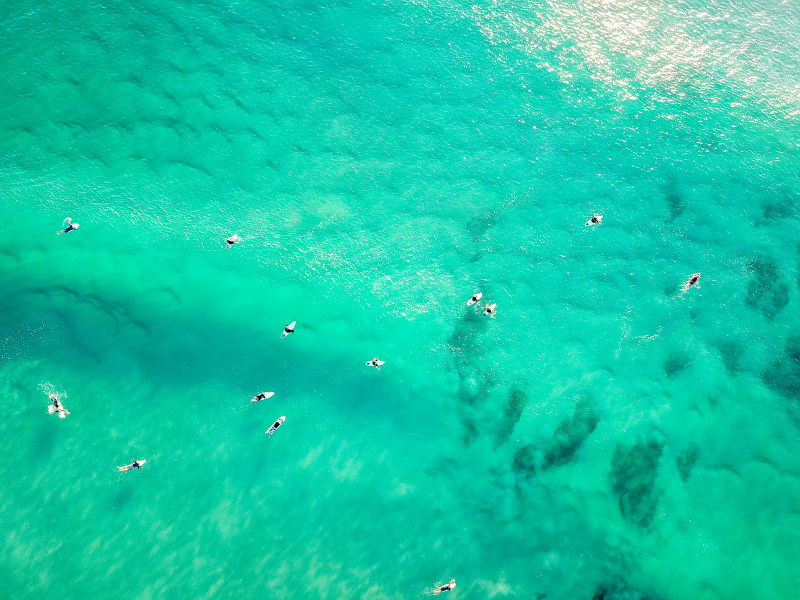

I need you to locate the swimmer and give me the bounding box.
[266,416,285,437]
[466,292,482,306]
[585,213,602,227]
[225,234,241,248]
[681,272,701,292]
[281,321,296,338]
[251,391,275,402]
[433,580,456,594]
[57,217,80,235]
[482,303,496,317]
[47,392,70,419]
[118,459,146,471]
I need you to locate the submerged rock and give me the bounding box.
[512,398,599,478]
[675,443,699,482]
[610,436,664,528]
[496,387,528,445]
[745,257,790,320]
[542,398,598,470]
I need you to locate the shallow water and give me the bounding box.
[2,0,800,598]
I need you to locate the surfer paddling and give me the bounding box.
[585,213,602,226]
[433,580,456,594]
[57,217,80,235]
[466,292,482,306]
[367,357,383,370]
[251,391,274,402]
[281,321,296,338]
[47,393,69,418]
[225,234,241,248]
[482,303,496,317]
[681,272,700,292]
[266,416,285,437]
[118,459,146,471]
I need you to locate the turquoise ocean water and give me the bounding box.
[2,0,800,598]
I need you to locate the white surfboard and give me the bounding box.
[266,416,286,436]
[466,292,482,306]
[48,405,56,414]
[366,360,385,368]
[281,321,296,338]
[118,459,146,472]
[482,303,496,316]
[251,391,275,402]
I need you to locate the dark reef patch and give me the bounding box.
[796,243,800,289]
[466,212,496,244]
[676,443,698,482]
[761,334,800,413]
[761,199,792,222]
[512,443,537,478]
[592,581,659,600]
[663,177,683,220]
[745,258,790,320]
[542,398,598,470]
[447,310,492,407]
[512,398,599,478]
[446,307,496,443]
[495,387,528,446]
[663,352,689,379]
[717,339,743,375]
[610,436,664,528]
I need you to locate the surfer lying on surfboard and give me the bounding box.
[47,393,69,419]
[466,292,482,306]
[266,416,285,437]
[251,391,275,402]
[118,459,146,471]
[482,303,496,317]
[281,322,295,338]
[225,234,241,248]
[585,213,602,226]
[366,357,384,370]
[433,579,456,594]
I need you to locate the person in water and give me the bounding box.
[57,217,80,235]
[49,393,69,416]
[370,357,381,370]
[283,323,295,336]
[433,580,456,594]
[251,392,272,402]
[483,304,496,317]
[681,272,700,291]
[588,213,602,225]
[225,234,241,248]
[267,417,284,436]
[118,460,145,471]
